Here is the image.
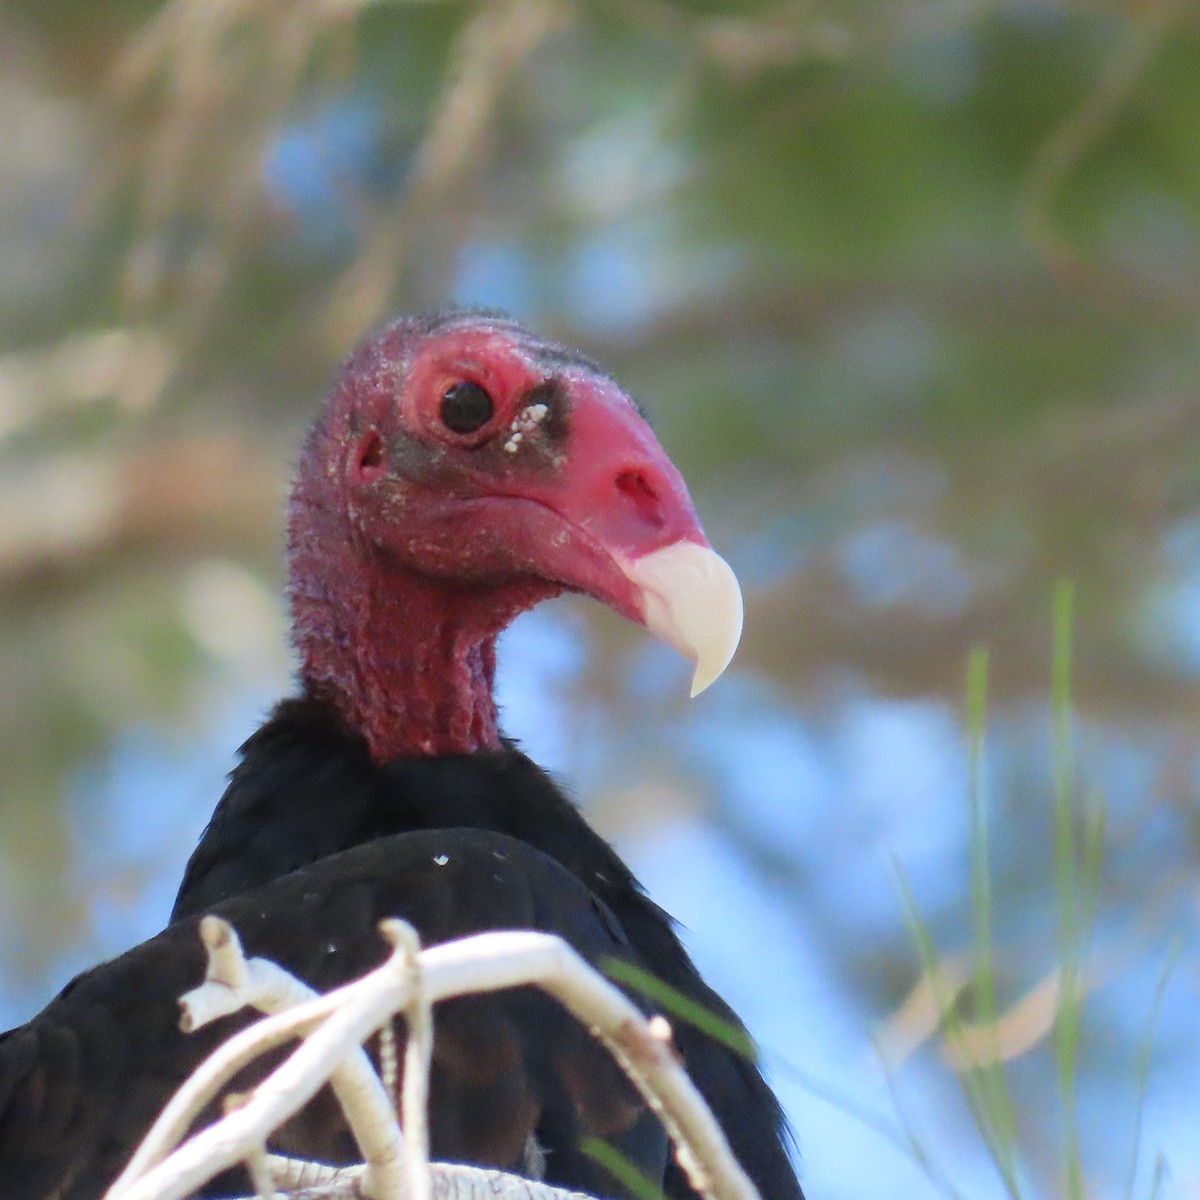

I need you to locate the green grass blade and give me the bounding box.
[768,1055,921,1157]
[580,1137,667,1200]
[967,647,996,1035]
[1147,1153,1168,1200]
[869,1040,973,1200]
[1125,937,1183,1200]
[965,648,1019,1156]
[1051,579,1085,1200]
[602,958,757,1058]
[1052,580,1078,951]
[891,855,1024,1200]
[768,1048,967,1200]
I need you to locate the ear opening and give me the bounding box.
[352,429,386,483]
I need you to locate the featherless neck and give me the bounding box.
[288,510,496,760]
[288,494,556,761]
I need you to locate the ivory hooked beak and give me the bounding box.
[618,541,744,696]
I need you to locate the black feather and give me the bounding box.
[0,831,669,1200]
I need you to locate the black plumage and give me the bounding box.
[173,696,802,1200]
[0,830,667,1200]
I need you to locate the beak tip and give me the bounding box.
[618,541,744,698]
[688,594,743,698]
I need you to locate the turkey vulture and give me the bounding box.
[0,309,801,1200]
[0,831,669,1200]
[172,310,799,1200]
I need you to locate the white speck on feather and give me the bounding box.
[433,854,450,866]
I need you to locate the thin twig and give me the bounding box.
[109,917,405,1200]
[395,922,433,1200]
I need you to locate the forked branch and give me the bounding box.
[104,919,762,1200]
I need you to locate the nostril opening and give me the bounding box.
[615,469,666,529]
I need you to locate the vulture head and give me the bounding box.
[289,309,742,759]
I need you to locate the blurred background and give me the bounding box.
[2,0,1200,1196]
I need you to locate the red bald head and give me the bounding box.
[290,310,741,758]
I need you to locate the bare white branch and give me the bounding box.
[106,920,763,1200]
[188,916,407,1200]
[389,921,433,1200]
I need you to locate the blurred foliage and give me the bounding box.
[3,0,1200,1195]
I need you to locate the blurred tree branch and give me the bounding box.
[322,0,568,352]
[0,434,278,607]
[1020,0,1186,287]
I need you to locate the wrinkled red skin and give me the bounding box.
[288,314,709,761]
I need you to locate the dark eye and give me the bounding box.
[440,382,494,434]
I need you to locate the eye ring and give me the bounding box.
[440,381,495,435]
